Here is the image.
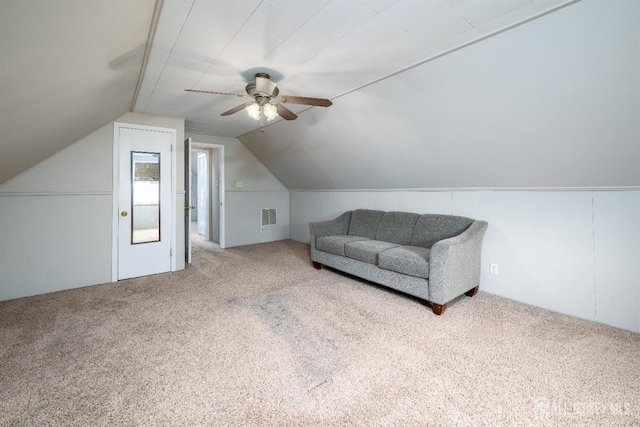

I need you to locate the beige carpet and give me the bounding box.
[1,239,639,426]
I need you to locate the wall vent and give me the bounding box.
[261,208,277,226]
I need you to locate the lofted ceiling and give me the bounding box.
[3,0,636,190]
[0,0,156,185]
[135,0,576,137]
[238,0,639,190]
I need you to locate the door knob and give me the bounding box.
[121,211,128,217]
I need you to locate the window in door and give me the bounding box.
[131,152,161,244]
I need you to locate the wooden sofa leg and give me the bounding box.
[431,303,446,315]
[312,261,322,270]
[465,286,479,297]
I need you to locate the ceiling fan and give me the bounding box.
[185,72,332,121]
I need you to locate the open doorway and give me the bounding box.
[193,150,210,242]
[191,147,220,245]
[185,140,225,263]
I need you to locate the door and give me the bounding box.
[197,151,209,238]
[117,126,173,279]
[184,138,193,263]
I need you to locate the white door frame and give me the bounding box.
[112,122,177,281]
[189,141,225,249]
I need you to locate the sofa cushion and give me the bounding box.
[344,240,400,265]
[347,209,385,239]
[316,235,369,256]
[410,214,474,248]
[378,246,431,279]
[375,211,420,245]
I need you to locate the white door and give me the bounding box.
[117,126,173,279]
[184,138,192,264]
[197,151,209,238]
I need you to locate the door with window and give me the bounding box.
[117,126,173,280]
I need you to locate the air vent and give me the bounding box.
[261,208,277,226]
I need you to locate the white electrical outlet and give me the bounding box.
[490,263,499,275]
[235,181,243,188]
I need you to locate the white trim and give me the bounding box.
[170,136,177,272]
[289,186,640,193]
[191,141,225,249]
[0,191,112,197]
[112,124,119,282]
[112,122,178,282]
[329,1,582,103]
[222,190,286,194]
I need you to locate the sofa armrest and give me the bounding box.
[428,220,488,305]
[309,212,352,248]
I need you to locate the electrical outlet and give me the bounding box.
[490,263,499,275]
[260,227,264,233]
[235,181,243,188]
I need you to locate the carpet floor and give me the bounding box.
[1,239,639,426]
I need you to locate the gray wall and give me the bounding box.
[0,123,287,301]
[235,0,640,333]
[291,189,640,334]
[185,133,290,248]
[0,112,185,301]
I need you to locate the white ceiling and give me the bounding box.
[5,0,631,191]
[135,0,576,137]
[0,0,156,185]
[238,0,640,189]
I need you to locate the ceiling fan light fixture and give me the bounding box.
[263,103,278,121]
[188,72,330,123]
[245,102,261,120]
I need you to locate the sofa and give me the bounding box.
[309,210,488,315]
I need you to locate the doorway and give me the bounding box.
[185,141,225,263]
[194,149,209,240]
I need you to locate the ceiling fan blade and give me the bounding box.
[185,88,249,98]
[278,95,332,107]
[255,75,277,96]
[221,102,252,116]
[276,103,297,120]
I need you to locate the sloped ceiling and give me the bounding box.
[239,0,640,189]
[134,0,576,137]
[2,0,637,190]
[0,0,156,185]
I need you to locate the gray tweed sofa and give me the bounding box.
[309,210,488,315]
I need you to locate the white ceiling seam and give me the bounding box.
[299,0,583,112]
[130,0,166,111]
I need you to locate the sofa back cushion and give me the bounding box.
[375,211,420,245]
[411,214,474,248]
[347,209,385,239]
